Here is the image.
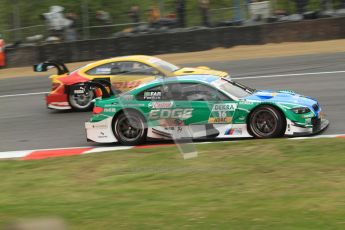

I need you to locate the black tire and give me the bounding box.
[248,105,285,138]
[113,111,147,145]
[68,90,94,112]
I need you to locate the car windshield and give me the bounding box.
[148,58,179,72]
[213,78,254,98]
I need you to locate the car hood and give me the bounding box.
[173,67,229,78]
[243,90,318,108]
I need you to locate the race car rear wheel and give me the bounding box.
[249,105,285,138]
[68,90,94,112]
[113,111,147,145]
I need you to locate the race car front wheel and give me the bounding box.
[113,111,147,145]
[249,106,285,138]
[68,90,94,112]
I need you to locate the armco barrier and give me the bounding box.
[262,17,345,43]
[5,46,38,67]
[5,16,345,68]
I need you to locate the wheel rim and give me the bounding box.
[251,109,278,137]
[116,115,144,142]
[69,91,94,109]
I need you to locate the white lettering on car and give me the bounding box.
[212,103,237,112]
[149,101,174,109]
[149,109,193,120]
[104,108,116,113]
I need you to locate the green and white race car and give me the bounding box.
[85,75,329,145]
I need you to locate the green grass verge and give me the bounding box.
[1,138,345,229]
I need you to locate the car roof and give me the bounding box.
[153,75,220,84]
[126,74,221,94]
[79,55,164,72]
[106,55,154,62]
[86,55,156,66]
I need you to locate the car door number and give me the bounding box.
[208,103,237,123]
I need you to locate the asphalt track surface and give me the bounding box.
[0,52,344,151]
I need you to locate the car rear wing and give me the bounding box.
[33,60,69,75]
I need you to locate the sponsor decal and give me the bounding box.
[74,87,85,94]
[164,126,183,132]
[98,131,108,139]
[144,91,162,100]
[239,100,253,105]
[149,109,193,120]
[149,101,174,109]
[104,108,116,113]
[113,81,141,89]
[208,117,232,123]
[208,103,236,123]
[91,124,108,129]
[122,95,134,100]
[211,103,237,112]
[225,128,242,135]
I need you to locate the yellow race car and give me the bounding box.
[34,55,229,111]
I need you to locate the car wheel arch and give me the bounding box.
[66,82,96,111]
[111,108,147,128]
[246,103,287,136]
[111,108,148,145]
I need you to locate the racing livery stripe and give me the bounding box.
[23,147,93,160]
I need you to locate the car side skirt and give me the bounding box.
[85,118,329,144]
[148,124,252,139]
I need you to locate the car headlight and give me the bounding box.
[291,107,311,114]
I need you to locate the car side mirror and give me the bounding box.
[33,63,48,72]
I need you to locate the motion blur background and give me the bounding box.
[0,0,344,68]
[0,0,345,42]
